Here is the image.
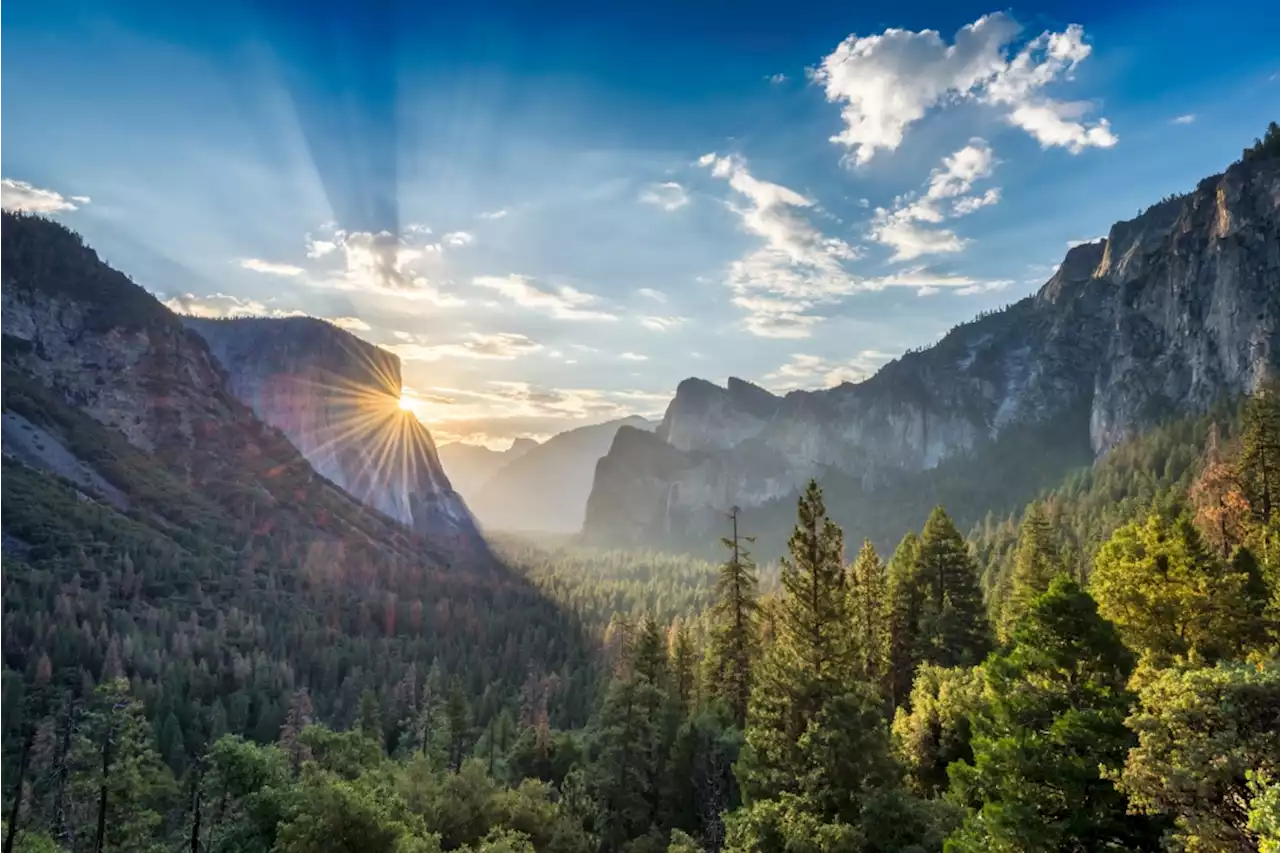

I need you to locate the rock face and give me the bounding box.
[185,317,479,543]
[584,156,1280,545]
[439,437,540,500]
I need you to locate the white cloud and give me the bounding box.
[619,352,649,361]
[768,73,789,84]
[1,179,87,213]
[763,351,895,391]
[640,315,686,331]
[1172,114,1197,125]
[162,293,305,319]
[328,316,372,332]
[473,274,617,321]
[442,231,475,247]
[304,227,466,305]
[862,267,1011,296]
[639,181,690,212]
[1066,236,1103,247]
[700,152,862,337]
[869,140,1000,261]
[636,288,668,303]
[812,13,1115,165]
[479,209,509,220]
[388,332,543,362]
[240,258,305,277]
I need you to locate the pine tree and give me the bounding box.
[885,532,924,713]
[848,539,892,701]
[278,689,314,775]
[1241,383,1280,526]
[709,507,759,729]
[738,480,855,803]
[589,673,662,849]
[633,614,668,688]
[947,577,1160,852]
[444,677,472,772]
[916,506,990,669]
[998,502,1063,643]
[668,620,696,712]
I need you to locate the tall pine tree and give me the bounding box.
[916,506,990,670]
[885,532,924,713]
[997,502,1063,643]
[709,507,760,729]
[848,539,892,701]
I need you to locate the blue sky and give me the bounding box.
[4,0,1277,446]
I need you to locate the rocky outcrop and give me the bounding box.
[584,156,1280,545]
[185,317,479,543]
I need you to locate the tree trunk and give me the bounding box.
[3,729,33,853]
[93,726,113,853]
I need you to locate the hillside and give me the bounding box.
[438,437,539,499]
[0,212,594,756]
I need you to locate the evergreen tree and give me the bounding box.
[848,539,891,701]
[633,615,668,688]
[357,691,384,750]
[891,665,983,798]
[916,507,990,670]
[588,674,662,850]
[997,502,1063,643]
[1241,382,1280,526]
[1091,512,1268,663]
[947,578,1159,852]
[885,532,924,713]
[279,689,314,775]
[667,621,696,713]
[709,508,760,729]
[444,679,472,773]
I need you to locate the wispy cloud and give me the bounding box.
[636,288,668,303]
[479,208,510,220]
[162,293,305,319]
[639,315,687,331]
[812,13,1115,166]
[619,352,649,361]
[763,351,895,391]
[240,258,305,277]
[388,332,543,362]
[473,274,617,321]
[767,73,789,84]
[699,152,861,338]
[639,181,690,211]
[870,140,1000,261]
[1171,114,1197,125]
[1,178,87,213]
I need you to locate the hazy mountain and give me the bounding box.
[468,415,655,532]
[439,437,539,499]
[585,150,1280,552]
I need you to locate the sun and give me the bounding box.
[398,394,413,411]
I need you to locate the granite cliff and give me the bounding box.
[186,317,479,543]
[584,152,1280,547]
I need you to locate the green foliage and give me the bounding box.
[946,578,1156,852]
[1249,771,1280,853]
[1114,662,1280,852]
[848,541,892,701]
[995,502,1062,643]
[891,666,984,799]
[1241,121,1280,163]
[1091,513,1267,664]
[915,508,990,670]
[708,515,761,728]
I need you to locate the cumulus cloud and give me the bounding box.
[812,13,1115,165]
[763,351,896,391]
[639,181,690,211]
[442,231,475,247]
[473,274,617,321]
[700,152,862,337]
[388,332,543,362]
[162,293,305,319]
[240,258,305,277]
[869,140,1000,261]
[302,227,466,305]
[1,179,87,213]
[639,315,686,331]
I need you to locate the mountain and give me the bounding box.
[439,437,539,499]
[0,212,587,734]
[184,316,479,545]
[584,150,1280,552]
[467,415,655,532]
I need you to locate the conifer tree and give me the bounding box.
[885,532,924,712]
[667,620,696,712]
[848,539,891,699]
[916,506,990,669]
[279,689,314,775]
[738,480,856,802]
[633,614,668,688]
[709,507,759,728]
[444,677,472,772]
[947,578,1160,852]
[998,502,1063,643]
[588,673,662,850]
[1241,382,1280,526]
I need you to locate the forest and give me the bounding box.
[4,376,1280,852]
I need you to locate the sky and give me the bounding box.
[3,0,1277,448]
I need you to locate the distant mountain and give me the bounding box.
[468,416,655,532]
[584,149,1280,553]
[439,437,539,499]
